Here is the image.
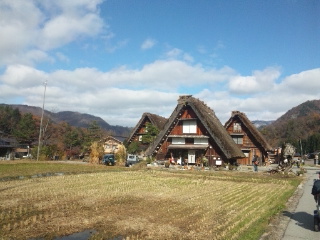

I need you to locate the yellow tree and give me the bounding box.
[89,141,104,164]
[115,144,127,166]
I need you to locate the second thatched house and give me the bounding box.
[224,111,272,165]
[126,112,167,155]
[145,95,245,166]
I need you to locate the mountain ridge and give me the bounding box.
[4,99,320,149]
[260,99,320,147]
[2,104,131,137]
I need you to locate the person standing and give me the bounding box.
[312,171,320,203]
[252,155,259,172]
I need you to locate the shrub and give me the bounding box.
[146,156,153,164]
[164,161,170,168]
[89,141,104,164]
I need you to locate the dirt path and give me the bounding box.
[260,166,320,240]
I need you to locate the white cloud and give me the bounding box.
[197,67,320,124]
[0,0,42,64]
[183,53,194,63]
[106,39,129,53]
[141,38,156,50]
[1,61,320,126]
[0,60,235,125]
[278,68,320,93]
[0,0,105,66]
[26,50,54,64]
[42,60,235,94]
[228,67,281,94]
[55,52,70,63]
[0,64,47,87]
[102,60,234,90]
[165,48,193,63]
[39,14,103,50]
[166,48,183,59]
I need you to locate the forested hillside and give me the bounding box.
[0,105,125,159]
[4,104,131,137]
[3,100,320,158]
[260,100,320,154]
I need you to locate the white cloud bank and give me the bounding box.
[1,61,320,127]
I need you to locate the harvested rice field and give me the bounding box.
[0,163,301,240]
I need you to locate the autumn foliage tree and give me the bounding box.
[89,141,104,164]
[0,106,122,162]
[115,144,127,165]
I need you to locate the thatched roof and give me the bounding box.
[146,95,245,159]
[104,136,123,144]
[224,111,272,151]
[0,137,18,148]
[127,112,168,143]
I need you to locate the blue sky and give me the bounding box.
[0,0,319,127]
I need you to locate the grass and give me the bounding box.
[0,160,121,180]
[0,161,302,240]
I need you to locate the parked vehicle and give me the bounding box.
[308,151,320,159]
[102,154,116,166]
[125,154,140,167]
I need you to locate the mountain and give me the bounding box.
[260,100,320,147]
[4,104,131,138]
[252,120,274,129]
[5,100,320,149]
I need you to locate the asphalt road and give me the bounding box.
[282,167,320,240]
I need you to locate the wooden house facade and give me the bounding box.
[224,111,272,165]
[0,135,18,160]
[103,136,123,154]
[146,96,245,166]
[127,112,167,154]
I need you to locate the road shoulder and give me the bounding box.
[259,174,307,240]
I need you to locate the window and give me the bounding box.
[194,138,208,145]
[183,120,197,133]
[243,152,249,157]
[172,138,185,144]
[232,136,243,144]
[233,123,241,132]
[139,135,142,141]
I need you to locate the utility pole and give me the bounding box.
[37,80,47,161]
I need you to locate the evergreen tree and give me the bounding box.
[141,123,159,144]
[87,121,102,142]
[127,141,140,154]
[0,106,21,135]
[61,123,85,158]
[13,113,37,144]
